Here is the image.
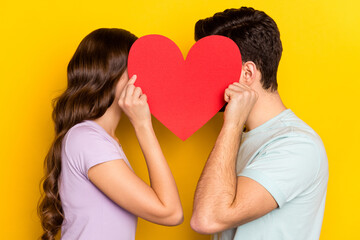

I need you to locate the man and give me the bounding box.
[190,7,328,240]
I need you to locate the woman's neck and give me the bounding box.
[94,102,121,139]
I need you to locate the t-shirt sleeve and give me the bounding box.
[238,136,320,208]
[64,126,125,179]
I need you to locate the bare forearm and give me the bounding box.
[134,123,181,210]
[193,123,242,222]
[191,82,260,233]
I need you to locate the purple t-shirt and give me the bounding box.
[59,120,137,240]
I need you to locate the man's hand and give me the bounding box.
[224,82,258,129]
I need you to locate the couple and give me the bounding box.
[39,7,328,240]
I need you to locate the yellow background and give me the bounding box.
[1,0,359,239]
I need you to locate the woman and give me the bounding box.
[38,28,183,240]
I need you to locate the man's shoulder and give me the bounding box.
[256,114,328,177]
[275,110,324,150]
[244,110,320,147]
[241,110,327,166]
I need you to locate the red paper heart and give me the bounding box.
[128,35,242,140]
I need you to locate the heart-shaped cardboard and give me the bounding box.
[128,35,242,140]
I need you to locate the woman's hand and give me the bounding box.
[118,75,151,128]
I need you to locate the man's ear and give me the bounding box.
[239,61,258,86]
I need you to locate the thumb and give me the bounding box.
[224,89,232,102]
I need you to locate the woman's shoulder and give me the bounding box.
[62,120,126,172]
[64,121,113,154]
[66,121,103,140]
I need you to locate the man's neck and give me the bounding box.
[245,90,287,131]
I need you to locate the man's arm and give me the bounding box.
[190,83,277,234]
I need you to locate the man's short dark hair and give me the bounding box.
[195,7,282,91]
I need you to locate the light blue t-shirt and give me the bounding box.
[214,109,329,240]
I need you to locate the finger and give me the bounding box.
[127,75,137,85]
[224,88,236,102]
[233,82,242,87]
[124,84,135,100]
[139,94,147,103]
[242,84,252,90]
[228,84,242,92]
[133,87,142,99]
[233,82,250,90]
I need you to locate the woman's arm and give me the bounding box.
[88,76,183,226]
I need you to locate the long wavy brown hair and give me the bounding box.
[38,28,137,240]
